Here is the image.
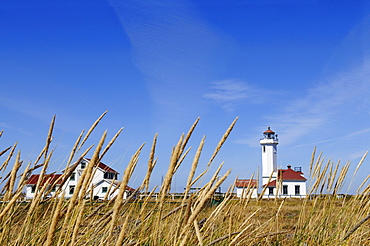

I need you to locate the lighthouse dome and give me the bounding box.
[263,127,275,135]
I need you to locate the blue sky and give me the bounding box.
[1,0,370,193]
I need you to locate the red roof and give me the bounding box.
[264,180,277,187]
[85,158,119,174]
[125,186,135,192]
[263,127,275,134]
[111,180,135,191]
[98,162,119,174]
[25,174,62,185]
[264,166,306,187]
[109,180,135,191]
[235,179,257,188]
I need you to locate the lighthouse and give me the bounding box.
[260,127,278,186]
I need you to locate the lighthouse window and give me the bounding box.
[263,146,266,153]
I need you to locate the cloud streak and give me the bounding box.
[234,61,370,148]
[0,122,33,136]
[109,0,237,131]
[203,79,281,111]
[273,62,370,146]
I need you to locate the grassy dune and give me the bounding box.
[0,113,369,245]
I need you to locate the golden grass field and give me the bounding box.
[0,112,369,245]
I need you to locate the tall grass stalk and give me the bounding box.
[142,133,157,193]
[108,143,144,236]
[0,142,17,172]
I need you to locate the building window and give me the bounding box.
[31,185,36,193]
[69,185,75,195]
[104,172,115,179]
[51,186,56,192]
[102,187,108,193]
[268,187,274,195]
[295,185,300,195]
[70,173,75,181]
[80,161,86,169]
[283,185,288,195]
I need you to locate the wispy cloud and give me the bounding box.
[204,79,251,99]
[294,127,370,148]
[274,62,370,145]
[109,0,237,129]
[203,79,277,111]
[264,16,370,148]
[234,62,370,148]
[0,122,33,136]
[0,97,51,124]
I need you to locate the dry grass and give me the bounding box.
[0,114,369,245]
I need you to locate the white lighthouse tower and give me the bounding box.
[260,127,278,186]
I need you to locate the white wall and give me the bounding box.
[236,187,258,199]
[260,138,278,185]
[25,185,60,199]
[25,185,33,199]
[262,181,306,198]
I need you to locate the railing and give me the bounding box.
[262,194,306,199]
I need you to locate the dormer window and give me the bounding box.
[80,160,86,169]
[104,172,116,180]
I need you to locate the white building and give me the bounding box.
[235,179,258,199]
[260,127,307,198]
[25,158,135,200]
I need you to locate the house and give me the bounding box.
[262,165,307,198]
[25,158,135,200]
[235,179,258,198]
[260,127,307,198]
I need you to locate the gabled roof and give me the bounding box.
[125,186,136,192]
[85,158,119,174]
[235,179,257,188]
[25,174,62,185]
[98,162,119,174]
[112,181,136,192]
[264,166,307,187]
